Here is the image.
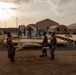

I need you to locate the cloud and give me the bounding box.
[0,0,76,15]
[0,0,30,4]
[47,0,76,15]
[0,0,76,23]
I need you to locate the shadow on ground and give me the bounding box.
[57,42,76,50]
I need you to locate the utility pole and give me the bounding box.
[16,17,18,28]
[5,20,6,28]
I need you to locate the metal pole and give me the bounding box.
[16,17,18,28]
[5,20,6,28]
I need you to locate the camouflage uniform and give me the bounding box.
[40,35,48,57]
[50,36,57,59]
[7,37,15,62]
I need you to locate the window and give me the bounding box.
[57,28,59,31]
[64,29,67,31]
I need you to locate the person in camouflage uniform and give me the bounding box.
[6,32,15,62]
[49,32,57,60]
[40,32,48,57]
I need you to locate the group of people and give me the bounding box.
[18,27,42,38]
[6,31,57,63]
[40,32,57,60]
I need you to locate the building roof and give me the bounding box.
[25,24,37,29]
[48,25,68,32]
[36,18,59,25]
[49,25,67,29]
[49,25,58,29]
[67,23,76,29]
[36,18,59,29]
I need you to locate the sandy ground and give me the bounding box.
[0,49,76,75]
[0,34,76,75]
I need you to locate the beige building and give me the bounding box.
[36,18,59,31]
[48,25,69,34]
[0,28,19,34]
[67,23,76,34]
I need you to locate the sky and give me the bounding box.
[0,0,76,28]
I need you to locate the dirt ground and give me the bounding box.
[0,49,76,75]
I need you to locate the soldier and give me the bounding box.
[36,28,38,37]
[6,32,15,62]
[40,32,48,57]
[49,32,57,60]
[23,28,26,36]
[28,27,32,38]
[18,29,22,38]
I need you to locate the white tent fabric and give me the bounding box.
[30,25,37,37]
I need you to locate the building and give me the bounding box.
[48,25,69,34]
[67,23,76,34]
[36,18,59,31]
[0,28,19,35]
